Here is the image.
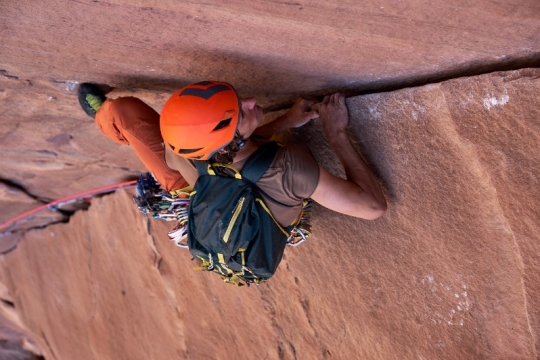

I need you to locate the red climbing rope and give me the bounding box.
[0,180,137,236]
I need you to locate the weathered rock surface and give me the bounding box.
[1,0,539,107]
[0,181,67,255]
[0,69,538,359]
[1,0,538,224]
[1,0,539,358]
[0,76,150,225]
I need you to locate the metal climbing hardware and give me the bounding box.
[132,172,191,248]
[286,199,313,246]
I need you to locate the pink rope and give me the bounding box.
[0,180,137,233]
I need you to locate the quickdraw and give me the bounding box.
[287,199,312,246]
[132,173,191,248]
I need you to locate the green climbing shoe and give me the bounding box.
[78,83,106,118]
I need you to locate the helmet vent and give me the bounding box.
[168,144,175,150]
[179,148,203,154]
[180,84,230,100]
[212,118,232,131]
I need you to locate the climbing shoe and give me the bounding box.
[78,83,106,118]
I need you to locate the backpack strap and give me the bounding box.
[193,159,209,176]
[193,141,280,180]
[241,142,280,184]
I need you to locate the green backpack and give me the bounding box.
[188,142,307,286]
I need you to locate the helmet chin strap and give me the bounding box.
[235,130,247,150]
[237,138,246,150]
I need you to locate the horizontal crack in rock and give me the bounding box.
[0,69,19,80]
[265,52,540,112]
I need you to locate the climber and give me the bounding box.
[156,81,387,285]
[160,81,387,228]
[78,81,386,285]
[77,81,387,227]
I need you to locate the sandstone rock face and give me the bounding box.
[1,0,538,225]
[0,76,150,225]
[0,69,538,359]
[1,0,539,107]
[1,0,539,358]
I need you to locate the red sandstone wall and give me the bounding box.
[1,69,539,359]
[1,1,539,359]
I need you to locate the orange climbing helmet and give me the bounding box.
[160,81,240,160]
